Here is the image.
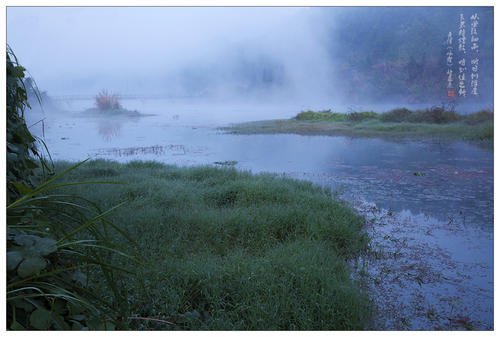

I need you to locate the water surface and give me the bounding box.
[26,101,493,330]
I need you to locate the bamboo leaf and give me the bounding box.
[57,201,127,243]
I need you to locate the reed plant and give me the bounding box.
[95,90,121,111]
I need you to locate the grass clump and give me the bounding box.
[379,107,412,122]
[464,109,494,125]
[56,160,372,330]
[346,111,378,122]
[294,110,378,123]
[85,90,144,117]
[294,107,480,125]
[95,90,121,111]
[295,109,346,121]
[225,107,492,145]
[381,106,461,124]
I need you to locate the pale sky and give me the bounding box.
[7,7,331,96]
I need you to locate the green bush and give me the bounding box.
[346,111,378,122]
[7,47,136,331]
[464,109,493,125]
[380,107,412,122]
[295,110,346,121]
[381,107,460,124]
[413,106,460,124]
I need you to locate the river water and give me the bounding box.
[26,100,494,330]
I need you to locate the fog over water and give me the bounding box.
[7,7,494,113]
[8,8,335,105]
[7,6,494,330]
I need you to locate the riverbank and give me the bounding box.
[55,159,372,330]
[222,108,493,146]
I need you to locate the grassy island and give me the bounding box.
[223,107,493,145]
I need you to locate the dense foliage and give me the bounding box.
[6,48,47,203]
[295,107,492,125]
[7,48,135,330]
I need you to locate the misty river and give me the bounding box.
[27,100,493,330]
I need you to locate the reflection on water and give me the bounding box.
[97,144,186,156]
[97,118,122,140]
[352,199,493,330]
[26,103,493,330]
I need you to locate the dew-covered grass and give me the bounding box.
[224,109,493,145]
[55,159,372,330]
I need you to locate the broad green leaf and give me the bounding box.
[51,313,70,330]
[7,142,22,154]
[7,251,24,271]
[12,66,26,78]
[67,302,86,315]
[91,320,115,331]
[14,234,57,256]
[10,298,35,312]
[10,319,25,330]
[51,299,68,315]
[7,152,17,162]
[34,237,57,256]
[68,314,86,322]
[17,256,47,278]
[14,234,38,247]
[25,159,39,169]
[71,321,85,330]
[29,308,52,330]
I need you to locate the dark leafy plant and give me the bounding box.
[414,106,460,124]
[464,109,493,125]
[346,111,378,122]
[380,107,412,122]
[7,46,138,330]
[6,46,51,204]
[294,110,346,121]
[381,106,460,124]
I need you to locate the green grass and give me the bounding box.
[54,160,372,330]
[295,109,347,121]
[223,108,493,146]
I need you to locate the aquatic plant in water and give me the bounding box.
[95,90,122,111]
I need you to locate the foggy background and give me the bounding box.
[7,6,494,113]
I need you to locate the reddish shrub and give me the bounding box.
[95,90,121,111]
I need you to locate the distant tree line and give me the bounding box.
[324,7,493,104]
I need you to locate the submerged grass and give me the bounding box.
[224,108,493,146]
[55,160,372,330]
